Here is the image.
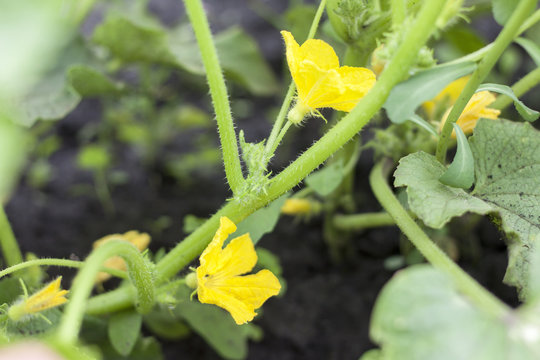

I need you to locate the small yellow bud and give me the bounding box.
[281,198,313,215]
[8,277,68,321]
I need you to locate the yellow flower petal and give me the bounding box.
[198,270,281,325]
[195,216,281,325]
[199,217,237,275]
[440,91,500,137]
[281,30,376,122]
[306,66,376,111]
[9,277,69,321]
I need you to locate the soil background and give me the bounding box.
[4,1,522,359]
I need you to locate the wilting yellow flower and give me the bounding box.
[195,217,281,325]
[440,91,500,137]
[8,277,68,321]
[281,30,376,124]
[93,231,150,283]
[423,76,470,119]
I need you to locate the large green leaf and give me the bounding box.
[366,265,540,360]
[93,16,278,96]
[16,38,122,127]
[383,62,476,123]
[394,151,492,228]
[469,119,540,297]
[394,119,540,297]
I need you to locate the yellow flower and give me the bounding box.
[423,76,470,119]
[440,91,500,137]
[93,231,150,283]
[8,277,68,321]
[195,217,281,325]
[281,30,376,124]
[281,198,312,215]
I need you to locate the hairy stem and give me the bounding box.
[436,0,538,163]
[57,240,154,345]
[370,160,509,318]
[0,258,127,280]
[183,0,244,194]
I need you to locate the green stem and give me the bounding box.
[57,240,154,345]
[0,206,23,267]
[0,258,127,280]
[436,0,538,163]
[333,212,397,231]
[391,0,406,27]
[263,0,327,159]
[84,0,448,315]
[491,66,540,110]
[370,160,509,318]
[95,170,114,216]
[183,0,244,195]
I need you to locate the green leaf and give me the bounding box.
[477,83,539,122]
[231,194,288,245]
[93,15,278,95]
[369,265,540,360]
[108,310,143,356]
[77,144,111,171]
[384,62,476,123]
[213,27,279,96]
[515,37,540,67]
[492,0,518,25]
[173,286,249,360]
[407,114,438,137]
[394,151,492,228]
[469,119,540,297]
[15,37,121,127]
[395,119,540,296]
[439,123,475,189]
[93,16,177,65]
[67,65,124,97]
[305,159,345,196]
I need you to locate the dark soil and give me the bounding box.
[4,1,520,359]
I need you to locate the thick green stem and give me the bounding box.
[333,212,396,231]
[57,240,154,345]
[0,206,23,267]
[391,0,406,27]
[370,160,509,318]
[0,258,127,280]
[183,0,244,195]
[264,0,327,158]
[436,0,538,163]
[84,0,448,315]
[491,67,540,110]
